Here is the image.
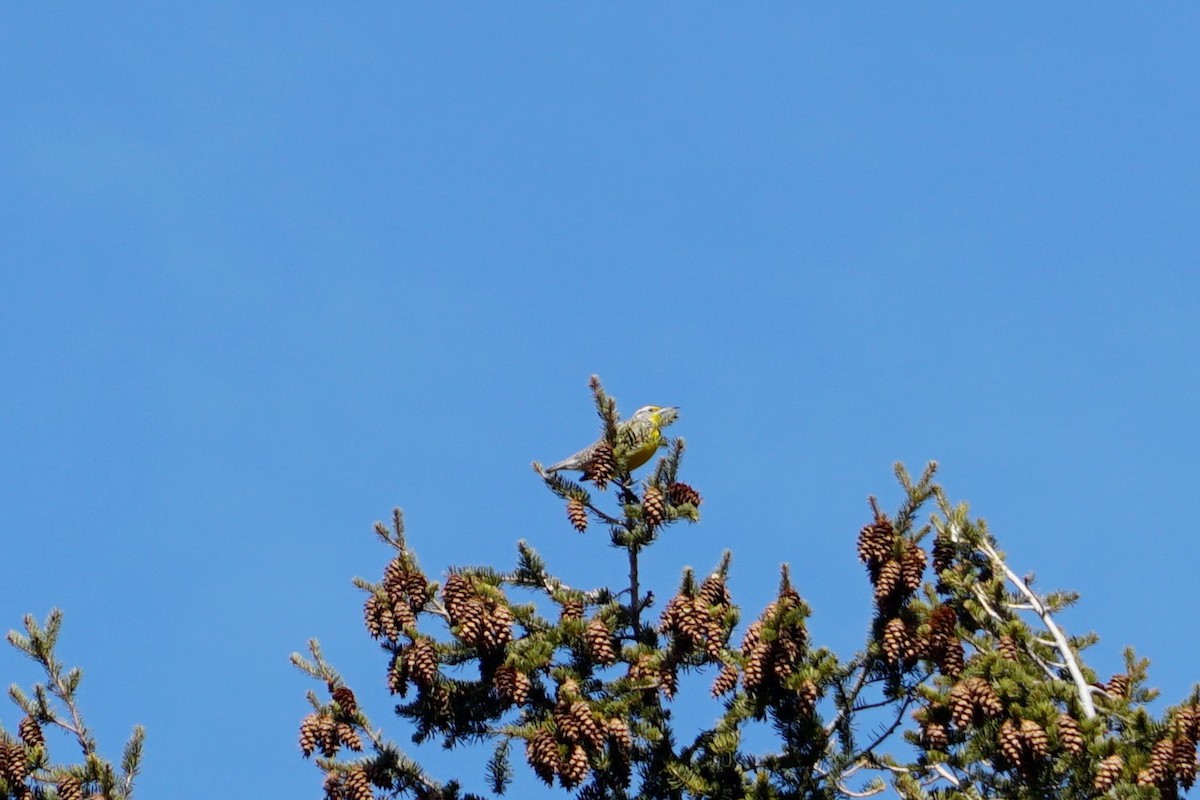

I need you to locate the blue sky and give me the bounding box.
[2,5,1198,798]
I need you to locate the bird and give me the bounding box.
[545,405,679,477]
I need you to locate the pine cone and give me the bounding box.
[582,441,615,488]
[1,740,28,782]
[968,677,1003,717]
[922,720,949,751]
[345,767,373,800]
[484,601,515,649]
[607,718,632,751]
[553,700,582,744]
[668,482,702,507]
[998,719,1026,769]
[407,638,439,687]
[388,653,409,696]
[584,618,617,666]
[857,516,895,566]
[566,498,588,533]
[17,717,42,750]
[998,634,1020,661]
[58,776,84,800]
[1106,673,1131,699]
[881,617,913,663]
[642,486,665,527]
[494,665,531,706]
[1056,713,1085,756]
[404,570,429,610]
[337,722,363,751]
[316,715,339,757]
[1094,754,1123,792]
[938,639,965,678]
[711,663,738,696]
[1145,738,1176,785]
[572,701,605,749]
[322,770,343,800]
[659,662,679,699]
[442,574,473,619]
[560,743,590,788]
[797,679,819,715]
[1174,736,1197,789]
[1178,704,1200,742]
[698,574,730,607]
[526,728,561,786]
[363,594,390,639]
[1021,719,1048,759]
[560,597,585,621]
[299,713,321,757]
[931,533,955,575]
[873,559,904,604]
[900,543,926,592]
[331,686,358,716]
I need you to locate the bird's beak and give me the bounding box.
[660,407,680,425]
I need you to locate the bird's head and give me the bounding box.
[632,405,679,428]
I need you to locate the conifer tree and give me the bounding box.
[0,611,144,799]
[294,377,1200,799]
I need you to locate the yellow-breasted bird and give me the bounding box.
[545,405,679,477]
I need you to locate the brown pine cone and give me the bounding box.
[407,637,439,687]
[560,597,585,621]
[998,719,1025,769]
[931,533,955,575]
[1021,719,1048,759]
[554,700,582,744]
[967,676,1002,717]
[582,441,615,488]
[317,715,339,757]
[331,685,358,716]
[0,741,26,783]
[1094,754,1123,792]
[483,601,515,650]
[938,639,965,678]
[494,665,531,706]
[1177,704,1200,742]
[796,680,819,714]
[1106,673,1131,699]
[873,560,904,603]
[698,574,730,607]
[584,617,618,666]
[900,543,926,592]
[571,701,605,749]
[560,743,590,788]
[299,713,321,757]
[998,635,1020,661]
[344,767,373,800]
[607,717,633,751]
[922,720,949,751]
[711,663,738,696]
[363,594,385,639]
[388,653,409,696]
[642,485,665,527]
[566,498,588,533]
[1173,736,1197,789]
[442,574,473,619]
[667,481,702,507]
[526,728,561,786]
[881,617,913,663]
[322,770,343,800]
[857,516,895,566]
[17,717,43,750]
[1146,738,1176,785]
[1056,713,1085,756]
[337,722,363,751]
[58,776,84,800]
